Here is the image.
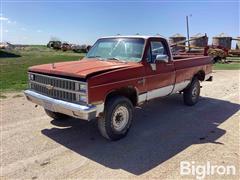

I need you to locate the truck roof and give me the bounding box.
[100,35,166,40]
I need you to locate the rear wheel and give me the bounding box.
[183,78,200,106]
[44,109,69,120]
[98,96,133,141]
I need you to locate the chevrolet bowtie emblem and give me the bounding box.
[46,84,54,90]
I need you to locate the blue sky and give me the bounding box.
[1,0,239,45]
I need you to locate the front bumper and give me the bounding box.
[205,73,213,81]
[24,90,104,120]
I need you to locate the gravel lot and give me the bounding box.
[1,70,239,179]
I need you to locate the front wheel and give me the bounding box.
[98,96,133,141]
[183,78,200,106]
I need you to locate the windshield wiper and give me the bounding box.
[107,57,119,60]
[87,55,105,60]
[107,57,126,62]
[107,57,127,62]
[87,55,102,58]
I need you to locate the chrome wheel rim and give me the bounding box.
[192,85,199,100]
[112,106,129,132]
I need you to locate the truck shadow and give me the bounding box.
[41,95,239,175]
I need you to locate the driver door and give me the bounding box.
[145,38,175,100]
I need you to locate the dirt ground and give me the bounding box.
[1,70,239,179]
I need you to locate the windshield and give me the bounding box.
[86,38,145,62]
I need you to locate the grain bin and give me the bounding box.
[169,33,186,51]
[212,33,232,49]
[190,33,208,48]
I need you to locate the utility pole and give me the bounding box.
[186,15,191,51]
[0,0,2,43]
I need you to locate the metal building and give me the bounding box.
[190,33,208,48]
[169,33,186,51]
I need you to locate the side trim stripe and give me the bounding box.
[138,80,191,104]
[171,80,190,94]
[147,85,173,100]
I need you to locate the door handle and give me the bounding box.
[150,63,157,71]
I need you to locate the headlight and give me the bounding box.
[79,95,87,102]
[79,84,87,92]
[29,74,35,80]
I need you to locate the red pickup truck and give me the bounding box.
[24,35,212,140]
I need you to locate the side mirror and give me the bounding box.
[86,45,91,52]
[156,54,169,63]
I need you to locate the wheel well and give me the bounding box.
[195,70,205,81]
[105,87,138,106]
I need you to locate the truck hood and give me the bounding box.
[29,58,135,78]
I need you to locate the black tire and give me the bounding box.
[183,78,200,106]
[98,96,133,141]
[44,109,68,120]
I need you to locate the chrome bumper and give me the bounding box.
[205,73,213,81]
[24,90,104,121]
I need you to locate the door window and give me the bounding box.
[150,41,168,62]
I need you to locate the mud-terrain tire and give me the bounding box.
[183,78,200,106]
[98,96,133,141]
[44,109,69,120]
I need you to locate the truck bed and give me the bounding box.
[172,55,212,83]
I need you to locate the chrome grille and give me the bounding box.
[29,73,87,104]
[31,83,77,102]
[34,74,76,91]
